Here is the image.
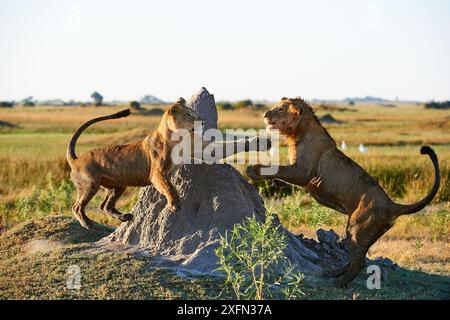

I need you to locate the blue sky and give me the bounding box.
[1,0,449,102]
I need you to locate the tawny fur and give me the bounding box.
[66,99,201,229]
[246,97,440,287]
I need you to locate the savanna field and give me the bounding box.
[0,102,449,299]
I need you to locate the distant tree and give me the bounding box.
[65,100,78,106]
[216,101,234,111]
[234,99,253,109]
[129,100,142,110]
[252,103,267,110]
[140,95,164,104]
[425,101,450,110]
[22,96,35,107]
[0,101,14,108]
[348,100,355,106]
[90,92,103,106]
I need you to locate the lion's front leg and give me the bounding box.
[151,169,181,211]
[199,136,271,161]
[246,164,309,186]
[244,136,272,152]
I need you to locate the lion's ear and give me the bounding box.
[168,105,179,116]
[288,104,301,116]
[176,97,186,107]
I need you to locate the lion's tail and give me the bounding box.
[395,146,440,216]
[66,109,131,166]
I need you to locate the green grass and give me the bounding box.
[0,132,112,157]
[303,269,450,300]
[268,197,347,230]
[0,174,139,229]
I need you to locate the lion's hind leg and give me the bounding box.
[99,187,109,211]
[101,187,133,222]
[333,207,393,287]
[72,182,99,229]
[333,246,367,288]
[323,263,350,278]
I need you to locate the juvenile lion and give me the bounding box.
[246,97,440,287]
[68,99,268,229]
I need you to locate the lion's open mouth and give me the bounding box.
[264,118,278,130]
[264,118,274,125]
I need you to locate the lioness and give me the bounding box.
[246,97,440,287]
[67,98,268,229]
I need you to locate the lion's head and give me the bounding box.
[264,97,312,135]
[264,97,335,144]
[165,98,202,132]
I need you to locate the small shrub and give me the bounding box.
[10,175,76,223]
[215,213,304,300]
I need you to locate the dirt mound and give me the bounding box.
[0,215,112,260]
[23,239,65,254]
[319,114,342,124]
[315,104,356,112]
[139,108,165,116]
[99,88,321,275]
[101,163,320,274]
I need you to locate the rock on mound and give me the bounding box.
[301,229,399,279]
[100,88,321,275]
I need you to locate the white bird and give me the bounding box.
[341,141,347,151]
[269,146,276,157]
[358,144,368,153]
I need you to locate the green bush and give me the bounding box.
[215,213,304,300]
[271,193,346,229]
[4,175,75,223]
